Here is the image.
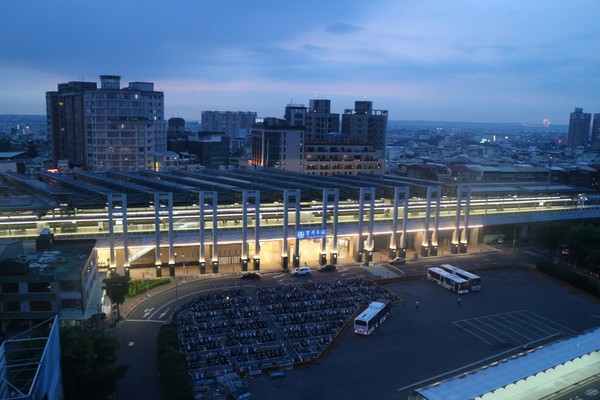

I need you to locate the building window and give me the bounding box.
[60,299,79,309]
[3,301,21,312]
[59,280,79,292]
[30,301,52,312]
[1,282,19,293]
[28,282,52,293]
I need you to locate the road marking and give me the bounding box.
[387,264,406,274]
[159,308,170,319]
[516,310,575,334]
[453,320,495,345]
[123,319,167,323]
[143,307,155,319]
[494,314,535,341]
[128,341,134,347]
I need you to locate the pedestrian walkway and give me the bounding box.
[360,263,399,279]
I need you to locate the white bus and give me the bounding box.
[354,299,392,335]
[439,264,482,291]
[427,267,469,294]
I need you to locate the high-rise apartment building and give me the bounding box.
[342,100,388,153]
[201,111,257,140]
[591,112,600,149]
[305,99,340,142]
[46,81,98,169]
[284,104,307,128]
[567,107,591,149]
[46,75,166,171]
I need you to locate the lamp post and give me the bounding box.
[108,283,124,326]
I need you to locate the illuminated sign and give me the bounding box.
[296,229,326,239]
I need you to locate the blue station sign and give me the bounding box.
[296,229,326,239]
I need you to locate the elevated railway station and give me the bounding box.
[0,168,598,277]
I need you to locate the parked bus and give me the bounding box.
[427,267,469,294]
[354,299,392,335]
[439,264,482,291]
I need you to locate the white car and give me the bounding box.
[291,266,311,275]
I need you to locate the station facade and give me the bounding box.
[0,168,596,277]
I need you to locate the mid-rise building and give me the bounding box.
[252,99,387,176]
[201,111,257,141]
[567,107,591,149]
[251,118,304,172]
[0,235,101,335]
[167,117,187,139]
[46,75,166,171]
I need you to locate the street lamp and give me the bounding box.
[107,283,125,325]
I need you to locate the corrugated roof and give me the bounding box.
[417,328,600,400]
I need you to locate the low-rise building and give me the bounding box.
[0,234,101,335]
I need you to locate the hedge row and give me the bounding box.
[536,261,600,298]
[129,278,170,297]
[158,323,194,400]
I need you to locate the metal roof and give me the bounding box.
[416,328,600,400]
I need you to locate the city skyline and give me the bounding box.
[1,1,599,125]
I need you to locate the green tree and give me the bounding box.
[60,326,128,399]
[567,223,600,267]
[103,273,131,319]
[530,221,572,250]
[0,138,11,152]
[26,139,38,158]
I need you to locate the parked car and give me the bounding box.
[318,264,336,272]
[240,272,261,280]
[389,257,406,266]
[291,266,311,275]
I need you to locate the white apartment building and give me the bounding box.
[47,75,166,172]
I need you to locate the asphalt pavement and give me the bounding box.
[110,244,583,400]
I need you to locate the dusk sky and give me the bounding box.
[1,0,599,124]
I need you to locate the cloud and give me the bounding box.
[326,23,362,34]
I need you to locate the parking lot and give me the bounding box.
[250,267,600,400]
[175,278,403,383]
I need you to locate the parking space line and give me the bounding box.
[453,320,496,345]
[455,309,577,349]
[494,314,536,341]
[517,310,576,334]
[478,316,524,343]
[503,313,556,338]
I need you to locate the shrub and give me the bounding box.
[158,324,194,400]
[536,261,600,298]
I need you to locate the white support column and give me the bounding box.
[107,193,128,277]
[357,187,375,264]
[391,187,409,259]
[283,189,301,269]
[241,190,260,271]
[460,186,472,253]
[153,192,172,277]
[198,191,217,274]
[322,188,339,265]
